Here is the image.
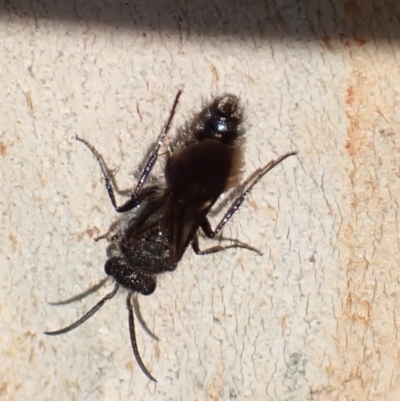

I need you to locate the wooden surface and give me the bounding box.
[1,1,400,400]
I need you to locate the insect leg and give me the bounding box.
[76,136,155,212]
[127,292,157,382]
[130,90,182,199]
[201,151,297,238]
[191,233,261,255]
[76,90,182,213]
[75,135,126,210]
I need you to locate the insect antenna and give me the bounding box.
[48,278,109,306]
[44,283,120,336]
[126,292,157,382]
[132,296,159,341]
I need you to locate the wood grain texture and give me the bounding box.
[1,1,399,400]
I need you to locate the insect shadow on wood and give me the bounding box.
[44,90,297,382]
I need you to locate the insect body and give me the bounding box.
[45,91,296,382]
[163,94,245,261]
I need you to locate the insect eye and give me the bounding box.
[141,280,156,295]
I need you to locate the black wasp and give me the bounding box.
[45,91,296,382]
